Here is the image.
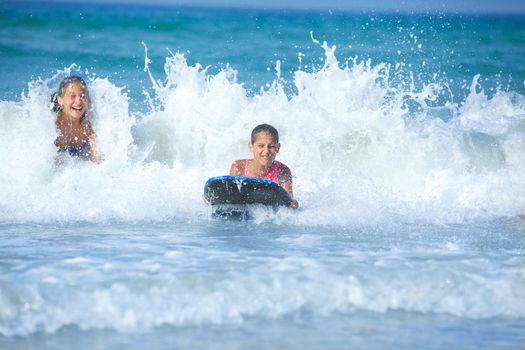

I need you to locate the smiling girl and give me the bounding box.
[230,124,299,208]
[52,76,101,163]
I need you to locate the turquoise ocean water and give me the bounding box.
[1,2,525,349]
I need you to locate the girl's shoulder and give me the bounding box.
[82,119,95,134]
[232,159,247,167]
[276,160,291,172]
[230,159,249,176]
[276,161,292,181]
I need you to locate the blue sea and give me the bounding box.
[1,2,525,349]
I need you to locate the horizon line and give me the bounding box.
[8,0,525,16]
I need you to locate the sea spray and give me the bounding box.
[0,41,524,223]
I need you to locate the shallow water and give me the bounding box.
[1,219,524,349]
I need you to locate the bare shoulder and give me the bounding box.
[231,159,247,168]
[278,161,292,173]
[277,161,292,181]
[83,120,95,136]
[230,159,246,175]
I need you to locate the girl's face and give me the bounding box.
[249,131,280,168]
[57,82,89,121]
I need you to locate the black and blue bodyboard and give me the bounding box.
[204,176,292,219]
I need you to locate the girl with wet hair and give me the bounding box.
[230,123,298,208]
[52,76,101,163]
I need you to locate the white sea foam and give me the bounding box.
[0,42,524,223]
[0,252,523,336]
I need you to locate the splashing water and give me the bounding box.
[1,38,524,223]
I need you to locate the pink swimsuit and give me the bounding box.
[243,160,281,183]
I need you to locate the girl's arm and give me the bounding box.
[87,124,102,163]
[279,166,299,209]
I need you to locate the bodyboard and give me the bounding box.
[204,176,292,207]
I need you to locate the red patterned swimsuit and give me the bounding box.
[243,160,281,183]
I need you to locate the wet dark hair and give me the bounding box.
[51,76,90,115]
[250,124,279,144]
